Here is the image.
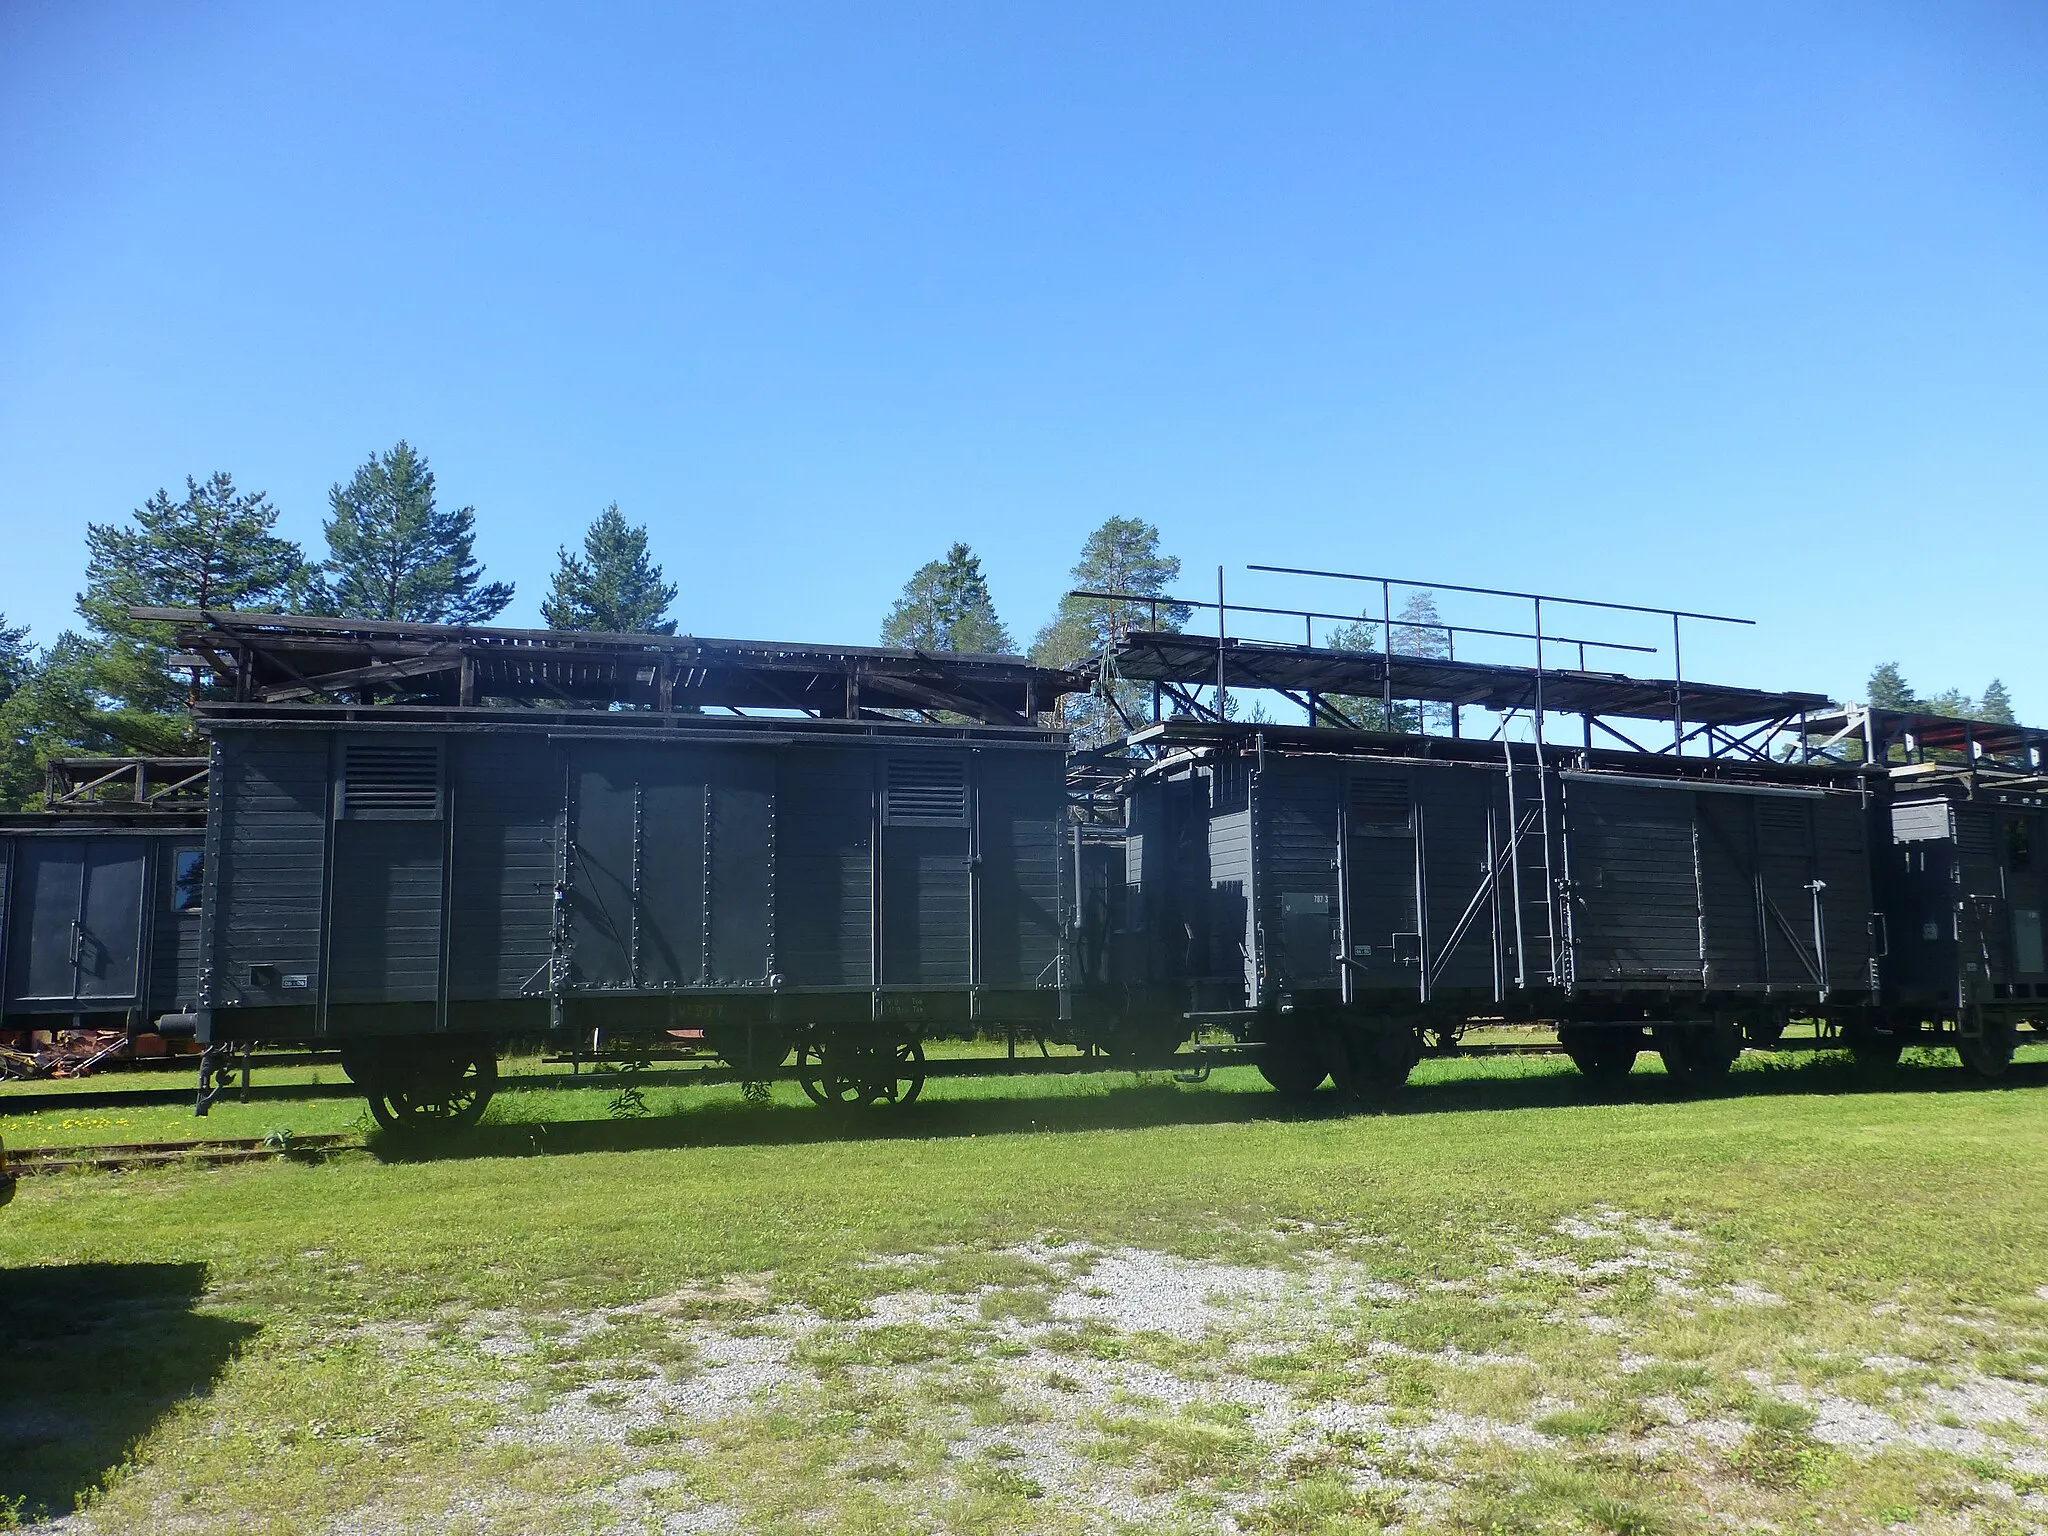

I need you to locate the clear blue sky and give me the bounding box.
[3,2,2043,717]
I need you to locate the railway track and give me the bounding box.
[6,1133,358,1176]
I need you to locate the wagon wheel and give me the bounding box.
[1321,1022,1419,1104]
[1845,1022,1905,1069]
[1256,1025,1329,1100]
[365,1043,498,1132]
[1652,1022,1742,1088]
[795,1028,837,1106]
[1956,1018,2018,1080]
[1557,1026,1640,1084]
[797,1027,925,1108]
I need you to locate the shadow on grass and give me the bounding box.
[368,1051,2048,1166]
[0,1262,256,1523]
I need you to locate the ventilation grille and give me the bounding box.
[1348,776,1411,834]
[1957,813,1997,859]
[885,756,968,825]
[341,741,443,819]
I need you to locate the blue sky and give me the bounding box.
[3,2,2043,717]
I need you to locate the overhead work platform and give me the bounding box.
[135,608,1085,728]
[1800,705,2048,773]
[1086,631,1831,758]
[1070,567,1833,760]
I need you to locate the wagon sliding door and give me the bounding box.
[329,739,446,1008]
[564,743,775,990]
[1341,770,1419,993]
[1566,783,1703,987]
[2,837,147,1007]
[879,752,971,988]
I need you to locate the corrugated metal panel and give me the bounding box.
[1892,799,1952,843]
[447,740,556,1000]
[975,750,1064,988]
[213,738,328,1005]
[777,749,872,988]
[1567,783,1702,984]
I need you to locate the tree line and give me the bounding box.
[1865,662,2015,725]
[0,442,678,803]
[1,446,2024,805]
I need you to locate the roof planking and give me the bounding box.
[135,608,1084,728]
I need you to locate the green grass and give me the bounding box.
[6,1046,2048,1532]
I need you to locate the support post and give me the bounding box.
[1215,566,1228,718]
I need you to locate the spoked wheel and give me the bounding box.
[1957,1018,2019,1079]
[1256,1027,1330,1100]
[1558,1026,1641,1084]
[363,1041,498,1132]
[797,1026,926,1108]
[1653,1022,1742,1088]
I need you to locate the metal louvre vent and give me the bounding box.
[341,740,443,820]
[1348,776,1412,835]
[884,755,968,825]
[1957,813,1997,859]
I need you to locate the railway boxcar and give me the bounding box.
[1,813,206,1037]
[165,610,1083,1128]
[193,707,1071,1124]
[1878,767,2048,1073]
[1110,721,1885,1095]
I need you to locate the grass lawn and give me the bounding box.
[6,1045,2048,1534]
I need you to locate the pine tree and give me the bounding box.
[0,614,28,706]
[74,473,317,747]
[1030,518,1187,746]
[1324,590,1450,732]
[1867,662,1916,711]
[1978,678,2017,725]
[0,615,37,807]
[880,543,1013,654]
[542,505,678,634]
[323,442,512,624]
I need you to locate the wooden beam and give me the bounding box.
[257,653,464,702]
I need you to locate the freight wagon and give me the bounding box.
[137,604,2048,1130]
[1100,720,1886,1096]
[0,757,211,1052]
[169,613,1084,1128]
[1874,767,2047,1074]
